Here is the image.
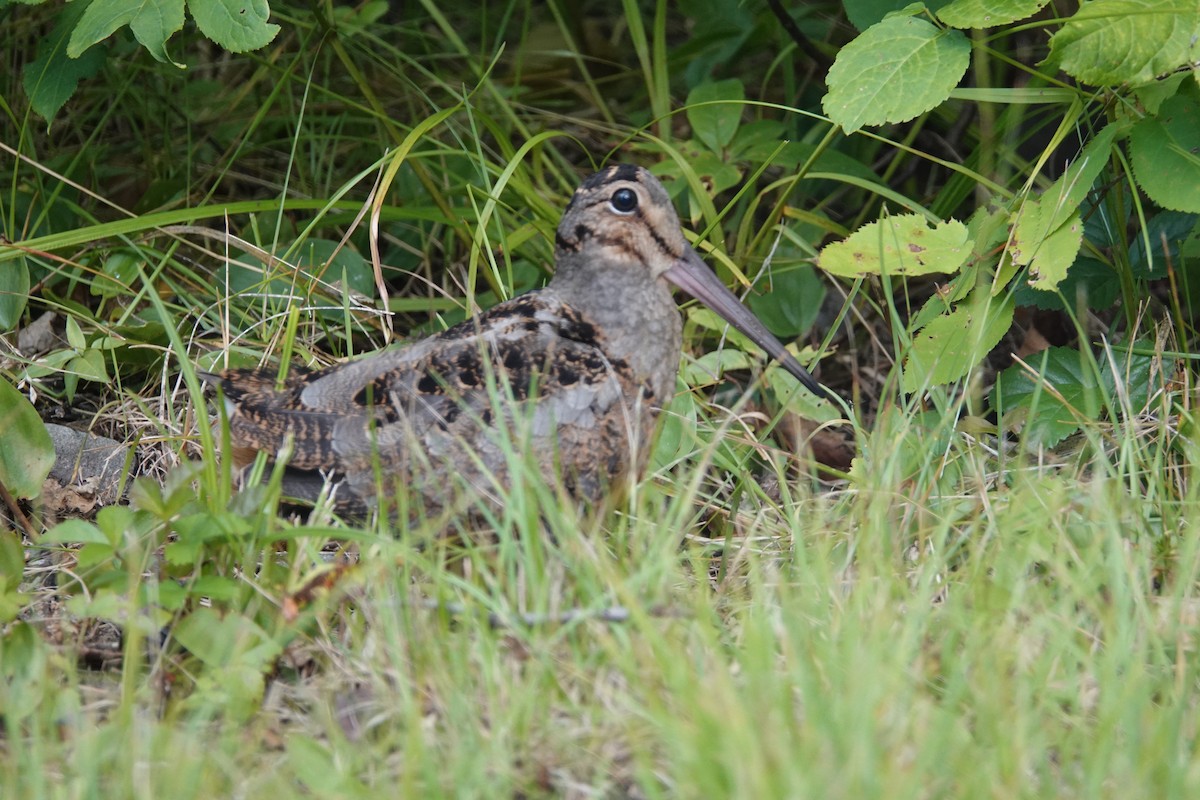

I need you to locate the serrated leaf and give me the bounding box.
[0,380,54,499]
[23,2,107,125]
[1130,90,1200,212]
[1046,0,1200,87]
[823,17,970,133]
[1006,125,1117,282]
[937,0,1051,28]
[1026,211,1084,291]
[1133,71,1190,114]
[901,293,1014,393]
[190,0,280,53]
[818,214,971,277]
[686,79,745,153]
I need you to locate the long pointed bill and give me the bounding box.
[665,245,833,402]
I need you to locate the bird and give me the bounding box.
[204,164,830,515]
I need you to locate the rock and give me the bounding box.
[45,423,134,508]
[17,312,61,355]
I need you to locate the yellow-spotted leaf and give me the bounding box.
[818,214,970,277]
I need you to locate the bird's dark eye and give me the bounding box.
[609,188,638,214]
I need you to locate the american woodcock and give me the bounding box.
[207,164,829,513]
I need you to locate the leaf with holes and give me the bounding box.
[819,214,970,277]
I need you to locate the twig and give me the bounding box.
[418,598,685,629]
[0,476,36,539]
[765,0,834,75]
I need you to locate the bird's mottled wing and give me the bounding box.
[213,290,644,505]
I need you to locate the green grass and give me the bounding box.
[4,2,1200,797]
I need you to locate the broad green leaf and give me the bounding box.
[686,79,745,153]
[190,0,280,53]
[0,379,54,499]
[823,17,970,133]
[1046,0,1200,87]
[1130,90,1200,212]
[0,533,24,579]
[91,251,142,298]
[295,238,373,296]
[818,214,971,277]
[938,0,1051,28]
[23,2,107,124]
[901,293,1014,392]
[68,349,110,383]
[1006,123,1115,291]
[68,0,185,64]
[65,315,86,350]
[991,345,1158,447]
[1027,212,1083,291]
[747,265,827,339]
[681,349,755,385]
[0,257,30,331]
[651,390,698,471]
[1133,71,1190,114]
[687,152,743,196]
[287,736,350,795]
[129,0,185,64]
